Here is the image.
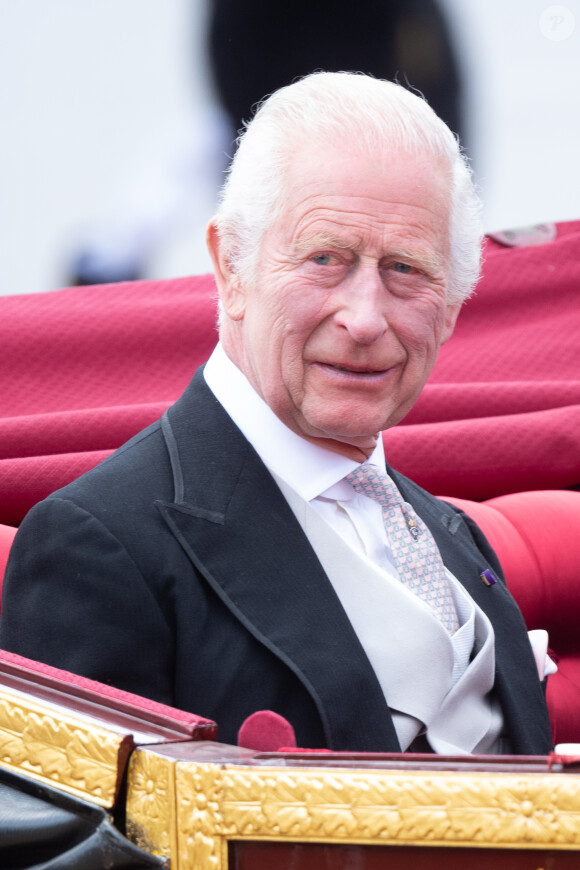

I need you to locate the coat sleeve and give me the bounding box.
[0,496,175,704]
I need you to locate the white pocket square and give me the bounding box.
[528,629,558,680]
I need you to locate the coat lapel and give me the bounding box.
[156,370,399,751]
[391,468,553,754]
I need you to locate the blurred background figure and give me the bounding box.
[208,0,463,147]
[67,103,232,286]
[1,0,578,295]
[70,0,464,286]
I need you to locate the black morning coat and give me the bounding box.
[0,368,553,752]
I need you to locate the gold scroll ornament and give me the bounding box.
[126,743,580,869]
[0,689,129,807]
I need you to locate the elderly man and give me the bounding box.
[0,73,552,754]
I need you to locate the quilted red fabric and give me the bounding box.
[1,220,579,525]
[1,275,218,525]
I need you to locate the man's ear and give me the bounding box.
[440,301,462,345]
[206,220,247,321]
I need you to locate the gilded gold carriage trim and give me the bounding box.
[126,745,580,869]
[0,689,128,807]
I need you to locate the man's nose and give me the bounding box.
[335,268,388,344]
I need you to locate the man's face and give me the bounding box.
[213,143,461,460]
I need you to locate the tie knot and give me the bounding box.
[346,464,401,510]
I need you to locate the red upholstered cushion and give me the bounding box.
[440,496,540,593]
[0,523,17,598]
[238,710,297,752]
[550,656,580,747]
[0,274,219,526]
[444,491,580,745]
[0,648,216,738]
[443,491,580,639]
[1,221,579,524]
[483,491,580,644]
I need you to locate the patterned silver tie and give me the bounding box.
[346,463,459,634]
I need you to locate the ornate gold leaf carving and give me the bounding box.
[126,749,175,860]
[215,768,580,848]
[0,690,124,806]
[176,763,224,869]
[127,751,580,869]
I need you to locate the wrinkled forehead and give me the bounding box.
[279,135,452,206]
[274,141,453,237]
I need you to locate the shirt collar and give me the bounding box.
[204,343,386,502]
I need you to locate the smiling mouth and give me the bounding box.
[318,362,391,376]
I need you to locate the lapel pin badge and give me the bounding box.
[480,568,498,587]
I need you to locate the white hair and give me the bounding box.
[213,71,482,304]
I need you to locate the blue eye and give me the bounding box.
[393,262,413,274]
[312,253,332,266]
